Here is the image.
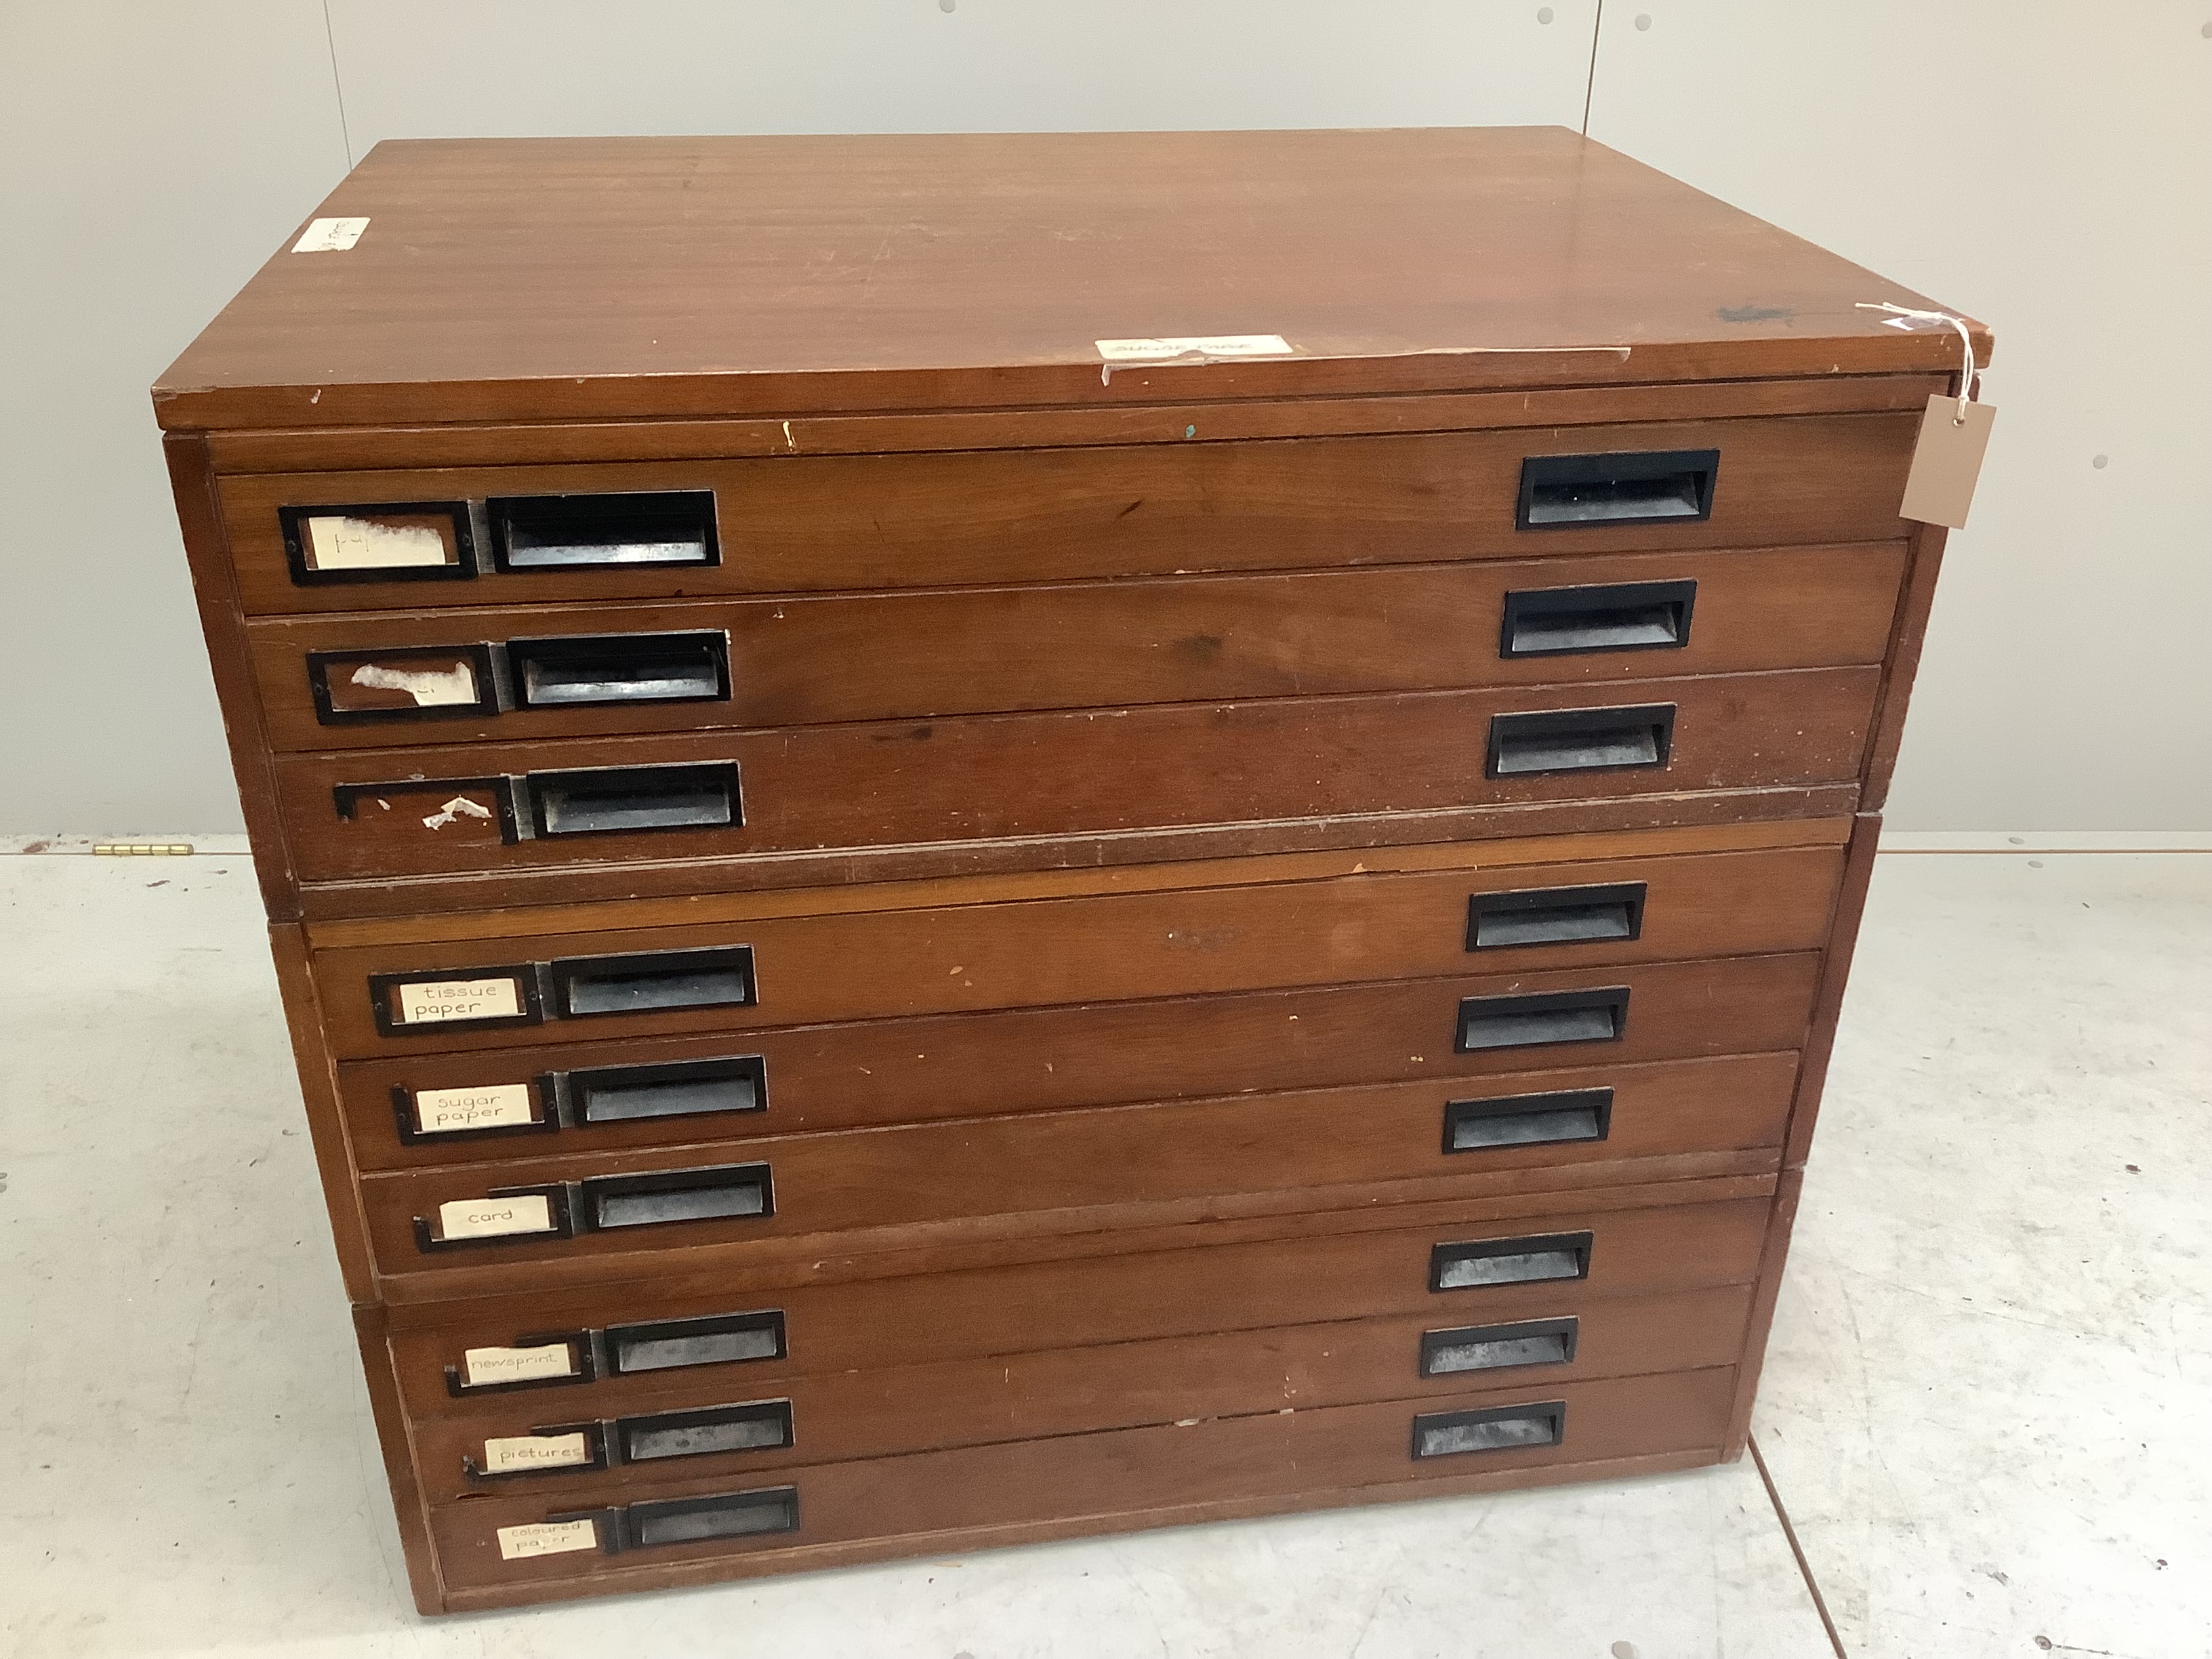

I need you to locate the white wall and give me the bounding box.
[2,1,2203,833]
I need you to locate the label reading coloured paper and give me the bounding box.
[437,1193,555,1241]
[413,1082,536,1134]
[1899,394,1997,529]
[304,515,449,571]
[481,1432,593,1474]
[1095,334,1294,363]
[496,1518,599,1561]
[395,977,523,1026]
[291,216,369,253]
[463,1343,577,1387]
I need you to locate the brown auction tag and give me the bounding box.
[1900,394,1996,528]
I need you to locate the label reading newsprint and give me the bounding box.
[462,1344,577,1388]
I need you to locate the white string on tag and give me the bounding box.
[1857,301,1977,425]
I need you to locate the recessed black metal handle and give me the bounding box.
[1517,449,1719,529]
[554,1485,801,1555]
[1420,1317,1580,1376]
[1456,987,1627,1052]
[489,491,719,571]
[554,1055,766,1124]
[615,1399,794,1465]
[1443,1088,1612,1152]
[510,632,730,708]
[1430,1231,1594,1290]
[1500,578,1698,657]
[550,946,756,1018]
[579,1164,773,1231]
[526,762,741,837]
[1412,1401,1567,1458]
[1467,883,1646,949]
[607,1311,787,1376]
[1487,705,1675,778]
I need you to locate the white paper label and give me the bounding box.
[1095,333,1294,362]
[437,1193,554,1240]
[462,1343,577,1387]
[292,216,369,253]
[394,977,523,1025]
[350,659,478,707]
[413,1082,536,1134]
[304,515,448,570]
[496,1518,599,1561]
[482,1432,593,1474]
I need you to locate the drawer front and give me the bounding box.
[216,413,1914,615]
[428,1366,1738,1594]
[402,1286,1753,1504]
[384,1193,1771,1420]
[308,840,1844,1059]
[272,668,1879,884]
[352,1052,1796,1279]
[336,954,1824,1172]
[243,542,1906,751]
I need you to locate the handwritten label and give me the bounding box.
[394,977,523,1025]
[350,659,478,707]
[437,1193,554,1241]
[1096,334,1294,362]
[462,1343,576,1387]
[482,1432,593,1473]
[413,1082,535,1134]
[304,515,447,569]
[292,216,369,253]
[496,1518,598,1561]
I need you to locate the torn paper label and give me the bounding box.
[413,1082,535,1134]
[481,1432,593,1473]
[437,1193,555,1241]
[305,515,446,569]
[463,1343,577,1387]
[496,1519,598,1560]
[292,216,369,253]
[351,660,478,707]
[394,976,523,1025]
[1097,335,1294,363]
[422,794,495,830]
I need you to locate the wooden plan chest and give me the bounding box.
[154,126,1986,1614]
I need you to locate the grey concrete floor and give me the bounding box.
[1,849,2205,1658]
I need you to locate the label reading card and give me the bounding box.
[1899,394,1997,529]
[437,1193,555,1241]
[481,1432,593,1474]
[463,1343,577,1388]
[292,216,370,253]
[413,1082,537,1134]
[1095,333,1294,362]
[394,977,523,1026]
[496,1518,598,1560]
[304,514,449,570]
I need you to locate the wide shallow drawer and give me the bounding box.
[426,1366,1739,1598]
[270,668,1879,884]
[352,1050,1796,1280]
[383,1191,1771,1420]
[399,1286,1753,1504]
[243,541,1905,751]
[306,838,1843,1059]
[215,413,1915,615]
[333,952,1823,1198]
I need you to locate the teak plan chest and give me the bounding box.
[155,127,1988,1614]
